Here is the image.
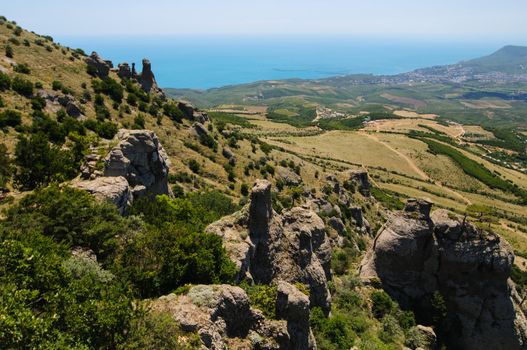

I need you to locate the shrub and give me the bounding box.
[5,44,14,58]
[13,26,22,36]
[133,114,145,129]
[163,103,184,123]
[11,76,33,97]
[371,290,393,319]
[92,77,124,102]
[84,119,118,139]
[188,159,201,174]
[243,284,278,319]
[0,71,11,90]
[0,110,22,128]
[31,96,46,110]
[13,63,30,74]
[52,80,63,91]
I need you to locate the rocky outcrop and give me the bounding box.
[177,101,210,123]
[360,199,527,349]
[276,166,302,186]
[347,169,371,196]
[207,180,332,314]
[137,59,166,99]
[75,129,171,214]
[75,176,132,215]
[117,62,132,79]
[191,122,209,137]
[151,283,315,349]
[85,51,111,78]
[104,129,171,197]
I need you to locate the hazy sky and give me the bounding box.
[3,0,527,40]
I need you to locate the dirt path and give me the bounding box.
[363,132,430,180]
[362,132,472,205]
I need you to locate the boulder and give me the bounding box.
[137,58,165,100]
[327,216,346,235]
[276,166,302,186]
[360,200,527,349]
[191,122,209,138]
[207,180,332,314]
[74,176,132,215]
[151,284,314,349]
[85,51,111,78]
[104,129,171,198]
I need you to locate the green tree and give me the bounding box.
[0,144,11,187]
[14,133,78,190]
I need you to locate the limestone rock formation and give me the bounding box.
[151,283,315,349]
[85,51,111,78]
[137,59,166,99]
[276,166,302,186]
[206,180,332,313]
[75,176,132,215]
[117,62,132,79]
[360,199,527,349]
[191,122,209,137]
[104,129,171,197]
[75,129,171,214]
[347,169,371,196]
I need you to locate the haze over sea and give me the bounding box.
[56,35,505,89]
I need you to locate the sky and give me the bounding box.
[2,0,527,42]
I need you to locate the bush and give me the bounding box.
[13,63,30,74]
[11,76,33,97]
[243,284,278,319]
[31,96,46,110]
[371,291,393,319]
[52,80,63,91]
[84,119,118,139]
[163,103,184,123]
[133,114,146,129]
[0,71,11,90]
[0,110,22,128]
[92,77,124,102]
[5,44,13,58]
[13,26,22,36]
[188,159,201,174]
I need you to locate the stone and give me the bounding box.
[327,216,346,235]
[191,122,209,138]
[222,147,235,160]
[104,129,171,198]
[347,169,371,196]
[360,200,527,349]
[207,180,332,314]
[177,101,195,119]
[117,62,132,79]
[276,166,302,186]
[75,176,132,215]
[65,100,82,117]
[151,284,314,349]
[85,51,111,78]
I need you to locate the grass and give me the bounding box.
[208,111,256,128]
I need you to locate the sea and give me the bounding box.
[55,35,507,89]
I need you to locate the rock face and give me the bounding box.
[117,62,132,79]
[75,176,132,215]
[207,180,332,314]
[85,51,111,78]
[152,283,315,349]
[104,129,171,197]
[137,58,165,98]
[360,199,527,349]
[75,129,171,214]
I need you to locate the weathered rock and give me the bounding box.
[276,166,302,186]
[117,62,132,79]
[104,129,171,198]
[65,100,82,117]
[151,284,314,350]
[191,122,209,138]
[360,200,527,349]
[85,51,111,78]
[177,101,195,119]
[276,281,316,350]
[347,169,370,196]
[207,180,332,314]
[75,176,132,215]
[327,216,346,235]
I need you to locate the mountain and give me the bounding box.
[462,45,527,73]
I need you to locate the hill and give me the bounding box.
[2,15,527,350]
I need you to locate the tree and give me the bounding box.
[14,133,78,190]
[0,144,11,187]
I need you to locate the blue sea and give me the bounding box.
[55,35,505,89]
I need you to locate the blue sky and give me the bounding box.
[2,0,527,41]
